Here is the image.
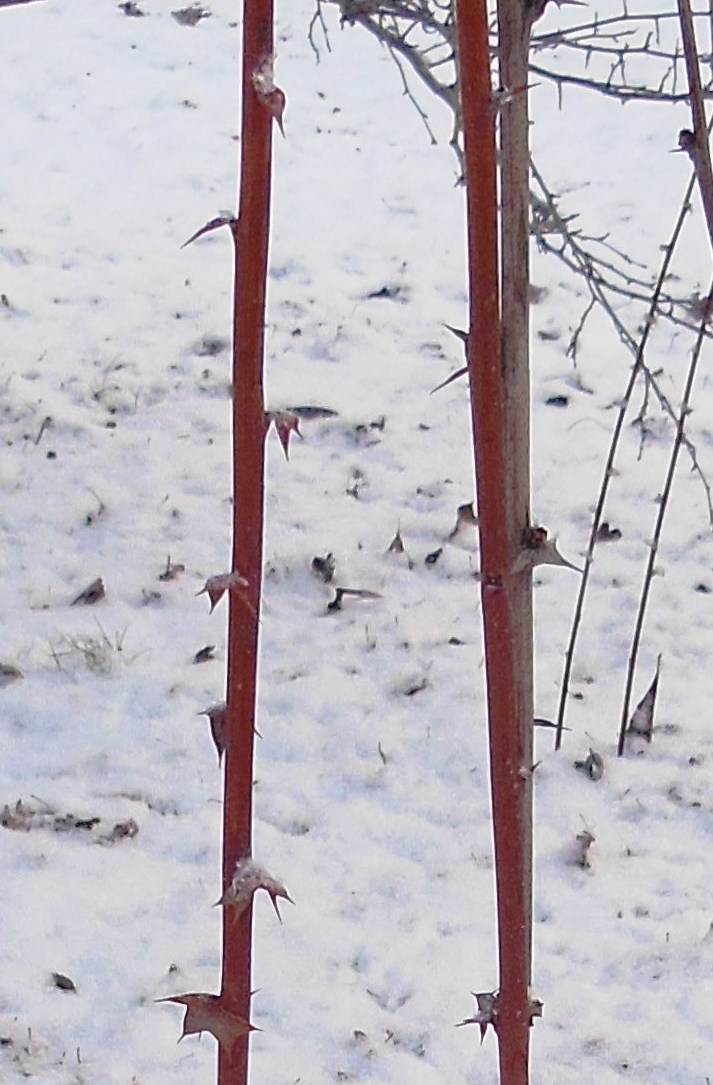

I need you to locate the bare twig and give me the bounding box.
[617,282,712,755]
[555,167,699,749]
[388,44,439,145]
[315,0,713,348]
[308,0,332,59]
[529,61,710,103]
[531,155,713,510]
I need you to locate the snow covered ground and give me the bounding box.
[1,1,713,1083]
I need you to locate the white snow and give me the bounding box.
[1,0,713,1083]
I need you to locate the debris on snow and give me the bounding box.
[193,645,216,664]
[327,587,382,612]
[0,663,23,687]
[71,577,106,606]
[626,656,661,747]
[1,799,139,843]
[50,972,76,993]
[171,5,211,26]
[574,748,605,781]
[569,829,596,869]
[311,552,336,583]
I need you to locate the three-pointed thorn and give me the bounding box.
[156,993,259,1053]
[457,990,498,1043]
[217,856,294,921]
[197,571,250,613]
[266,410,302,459]
[512,525,583,574]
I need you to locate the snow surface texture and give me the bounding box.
[1,1,713,1083]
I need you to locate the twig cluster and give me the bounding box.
[312,0,713,347]
[312,0,713,756]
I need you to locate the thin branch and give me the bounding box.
[308,0,332,59]
[555,166,699,749]
[565,296,596,365]
[529,61,712,102]
[540,7,713,39]
[388,44,439,144]
[617,281,713,755]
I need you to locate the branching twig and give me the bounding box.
[314,0,713,757]
[315,0,713,340]
[529,61,710,103]
[531,156,713,503]
[308,0,332,59]
[389,45,440,144]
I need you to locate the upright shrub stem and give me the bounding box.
[220,1,274,1083]
[455,0,534,1082]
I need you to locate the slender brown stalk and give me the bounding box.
[555,170,698,749]
[220,3,274,1083]
[617,282,713,755]
[456,0,534,1081]
[677,0,713,251]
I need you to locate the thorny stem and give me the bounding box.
[555,168,698,749]
[677,0,713,252]
[494,0,535,1077]
[617,281,713,755]
[457,0,534,1082]
[220,2,274,1084]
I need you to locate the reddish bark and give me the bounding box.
[676,0,713,252]
[455,0,534,1083]
[219,1,275,1083]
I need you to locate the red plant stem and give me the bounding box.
[219,2,274,1083]
[456,0,534,1082]
[677,0,713,252]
